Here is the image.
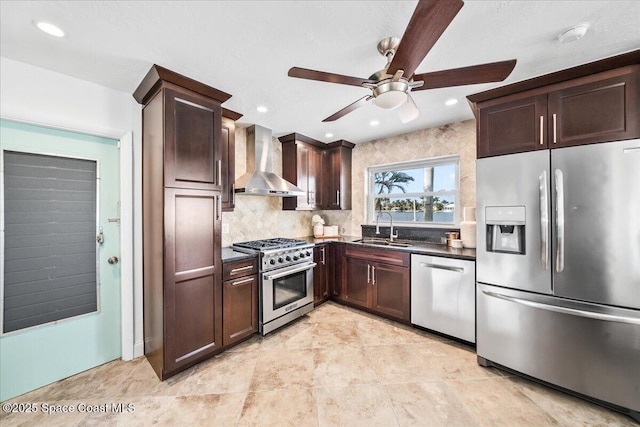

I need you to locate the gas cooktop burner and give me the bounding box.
[233,237,308,251]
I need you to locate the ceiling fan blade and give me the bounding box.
[288,67,376,87]
[322,96,373,122]
[412,59,517,91]
[397,94,420,124]
[387,0,464,78]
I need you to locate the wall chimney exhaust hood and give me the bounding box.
[234,125,305,196]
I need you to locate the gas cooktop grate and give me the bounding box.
[233,237,308,251]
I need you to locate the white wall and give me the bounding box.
[0,57,143,359]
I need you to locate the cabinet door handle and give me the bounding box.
[336,190,340,204]
[230,265,254,274]
[371,265,376,285]
[231,277,254,286]
[539,115,544,145]
[552,113,557,144]
[321,247,326,265]
[367,264,371,284]
[216,195,221,221]
[217,159,222,186]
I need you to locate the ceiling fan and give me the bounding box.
[288,0,517,123]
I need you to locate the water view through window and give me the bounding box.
[369,158,459,225]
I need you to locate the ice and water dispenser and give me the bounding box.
[485,206,526,254]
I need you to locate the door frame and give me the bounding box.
[0,116,135,361]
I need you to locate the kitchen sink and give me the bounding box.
[354,238,412,248]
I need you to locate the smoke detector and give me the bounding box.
[557,22,590,43]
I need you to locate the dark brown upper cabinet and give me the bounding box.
[469,51,640,158]
[221,109,242,212]
[547,70,639,148]
[163,88,222,190]
[279,133,354,211]
[134,65,240,380]
[478,94,547,157]
[324,142,354,210]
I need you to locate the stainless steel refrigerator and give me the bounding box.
[476,139,640,421]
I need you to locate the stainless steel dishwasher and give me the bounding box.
[411,254,476,343]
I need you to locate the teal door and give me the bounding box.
[0,119,121,401]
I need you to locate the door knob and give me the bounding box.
[108,256,119,265]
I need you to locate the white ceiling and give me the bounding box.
[1,1,639,143]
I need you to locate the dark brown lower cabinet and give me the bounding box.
[144,189,223,380]
[331,243,345,299]
[223,275,258,346]
[313,244,332,305]
[341,245,410,322]
[371,262,410,321]
[222,258,258,347]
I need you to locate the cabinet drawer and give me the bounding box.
[223,258,258,281]
[345,245,409,267]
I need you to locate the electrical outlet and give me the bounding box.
[222,224,229,234]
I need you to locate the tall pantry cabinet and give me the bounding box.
[134,65,238,380]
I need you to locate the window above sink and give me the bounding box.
[365,155,460,228]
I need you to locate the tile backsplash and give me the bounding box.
[221,119,476,247]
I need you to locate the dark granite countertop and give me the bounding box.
[221,247,257,263]
[303,235,476,261]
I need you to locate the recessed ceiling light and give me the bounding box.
[35,21,65,37]
[445,98,458,106]
[325,133,334,138]
[557,22,590,43]
[256,105,268,113]
[369,120,380,126]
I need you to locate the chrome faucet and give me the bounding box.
[375,212,398,242]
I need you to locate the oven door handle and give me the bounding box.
[264,262,317,280]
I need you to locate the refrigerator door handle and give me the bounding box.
[481,290,640,326]
[539,171,549,270]
[555,169,565,272]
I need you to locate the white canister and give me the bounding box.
[324,225,339,236]
[460,207,477,249]
[313,224,324,237]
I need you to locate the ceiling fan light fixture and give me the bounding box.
[373,81,409,109]
[445,98,458,106]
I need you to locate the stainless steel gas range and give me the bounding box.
[232,238,315,335]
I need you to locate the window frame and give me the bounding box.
[365,155,460,228]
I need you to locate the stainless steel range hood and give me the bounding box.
[234,125,305,196]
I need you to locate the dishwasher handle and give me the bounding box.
[418,262,464,273]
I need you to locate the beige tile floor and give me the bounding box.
[1,301,635,426]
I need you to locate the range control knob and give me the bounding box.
[299,252,305,258]
[293,255,299,261]
[269,259,276,265]
[305,251,311,257]
[286,256,292,262]
[278,257,284,263]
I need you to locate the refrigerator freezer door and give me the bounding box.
[411,255,476,343]
[476,151,552,294]
[477,283,640,414]
[552,139,640,310]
